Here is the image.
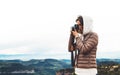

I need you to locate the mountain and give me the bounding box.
[0,59,71,75]
[0,59,22,63]
[1,58,120,75]
[97,58,120,65]
[60,59,71,64]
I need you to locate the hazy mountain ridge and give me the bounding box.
[1,58,120,63]
[0,59,71,75]
[0,58,120,75]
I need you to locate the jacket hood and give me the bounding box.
[82,16,93,34]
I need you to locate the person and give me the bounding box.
[68,15,98,75]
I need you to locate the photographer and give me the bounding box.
[68,15,98,75]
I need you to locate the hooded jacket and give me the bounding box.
[68,16,98,68]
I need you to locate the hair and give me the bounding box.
[76,16,83,26]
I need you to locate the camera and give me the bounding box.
[71,24,79,32]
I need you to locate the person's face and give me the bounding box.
[76,20,83,34]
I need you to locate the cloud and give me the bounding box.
[0,46,33,54]
[0,0,120,60]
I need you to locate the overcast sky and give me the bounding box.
[0,0,120,60]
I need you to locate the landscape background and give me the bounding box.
[0,0,120,75]
[1,59,120,75]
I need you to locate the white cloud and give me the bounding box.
[0,46,33,54]
[0,0,120,59]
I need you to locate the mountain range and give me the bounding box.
[0,58,120,75]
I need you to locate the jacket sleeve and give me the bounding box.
[76,33,98,54]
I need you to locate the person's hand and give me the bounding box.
[69,45,75,52]
[71,30,79,38]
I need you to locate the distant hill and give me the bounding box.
[0,58,120,75]
[0,59,71,75]
[97,58,120,65]
[0,59,22,63]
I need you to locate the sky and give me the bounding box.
[0,0,120,60]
